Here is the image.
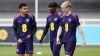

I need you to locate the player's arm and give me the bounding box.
[27,23,37,38]
[39,24,49,43]
[26,15,37,39]
[13,19,20,39]
[56,17,62,44]
[31,24,37,36]
[56,26,62,44]
[57,26,62,38]
[78,25,86,46]
[57,18,62,39]
[31,15,37,36]
[39,18,49,43]
[76,15,86,46]
[13,26,20,39]
[13,18,23,44]
[78,25,85,41]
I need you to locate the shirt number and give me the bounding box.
[65,23,68,32]
[50,22,54,31]
[22,24,27,32]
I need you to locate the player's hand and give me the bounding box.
[18,39,23,44]
[82,40,86,47]
[56,38,61,45]
[26,34,31,39]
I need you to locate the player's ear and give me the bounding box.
[19,8,22,12]
[53,8,56,11]
[19,9,21,12]
[54,8,56,10]
[67,7,70,10]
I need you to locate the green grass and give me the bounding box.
[0,46,100,56]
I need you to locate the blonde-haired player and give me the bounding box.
[53,1,86,56]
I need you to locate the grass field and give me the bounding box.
[0,46,100,56]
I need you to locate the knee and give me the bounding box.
[27,54,33,56]
[18,54,24,56]
[65,55,70,56]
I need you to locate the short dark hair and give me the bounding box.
[19,3,27,9]
[48,2,60,9]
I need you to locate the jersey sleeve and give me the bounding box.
[30,15,37,36]
[32,15,37,25]
[46,17,50,26]
[13,18,17,28]
[13,17,21,39]
[76,15,80,27]
[59,17,62,27]
[40,17,49,42]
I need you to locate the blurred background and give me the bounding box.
[0,0,100,56]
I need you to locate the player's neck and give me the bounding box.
[20,13,26,17]
[52,11,57,15]
[66,10,71,16]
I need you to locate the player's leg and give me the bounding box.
[27,54,33,56]
[70,41,76,56]
[53,41,62,56]
[25,38,33,56]
[50,41,54,53]
[18,54,25,56]
[16,42,25,56]
[64,41,76,56]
